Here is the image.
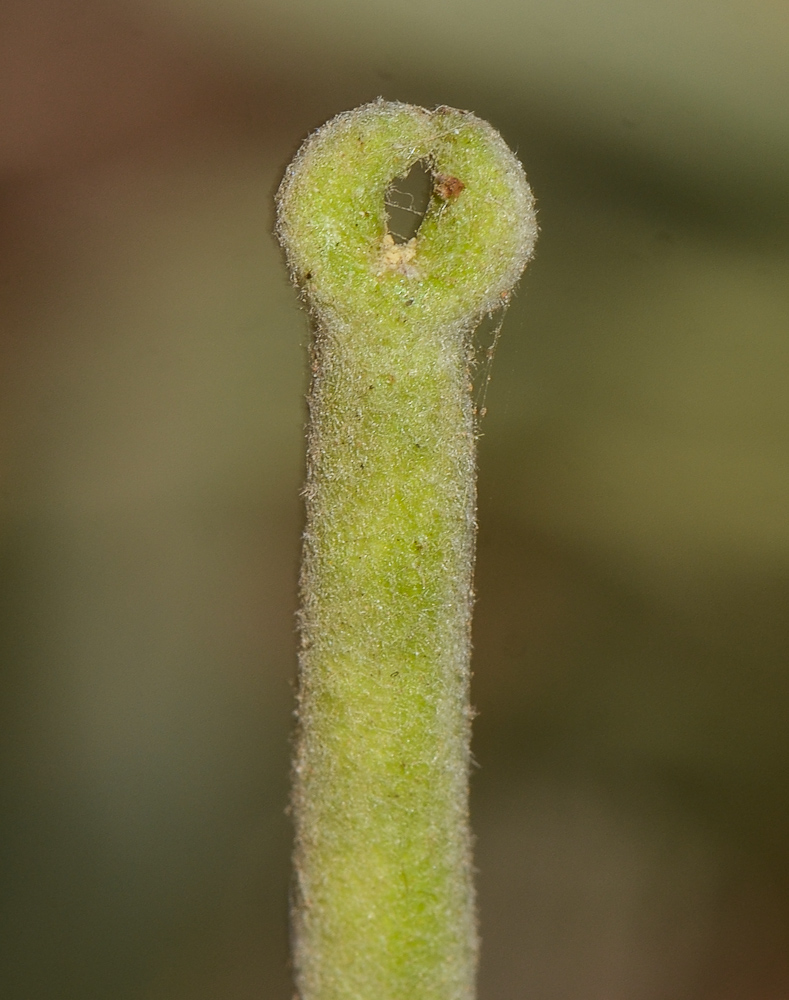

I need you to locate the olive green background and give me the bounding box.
[1,1,787,997]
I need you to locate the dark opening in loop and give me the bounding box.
[384,159,433,244]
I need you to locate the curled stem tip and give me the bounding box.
[277,101,536,1000]
[277,99,537,335]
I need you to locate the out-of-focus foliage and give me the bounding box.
[0,1,787,997]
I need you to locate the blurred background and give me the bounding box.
[1,1,787,996]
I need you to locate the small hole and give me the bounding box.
[385,160,433,244]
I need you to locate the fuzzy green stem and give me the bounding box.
[276,100,537,1000]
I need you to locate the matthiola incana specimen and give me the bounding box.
[276,99,537,1000]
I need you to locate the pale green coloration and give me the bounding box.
[276,100,537,1000]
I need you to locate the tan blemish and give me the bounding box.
[377,233,419,277]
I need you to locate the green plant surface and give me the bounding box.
[276,100,537,1000]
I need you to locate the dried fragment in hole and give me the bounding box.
[378,233,419,277]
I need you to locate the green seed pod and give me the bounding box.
[276,100,537,1000]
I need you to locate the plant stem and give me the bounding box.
[276,100,536,1000]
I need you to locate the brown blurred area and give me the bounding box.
[0,1,787,997]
